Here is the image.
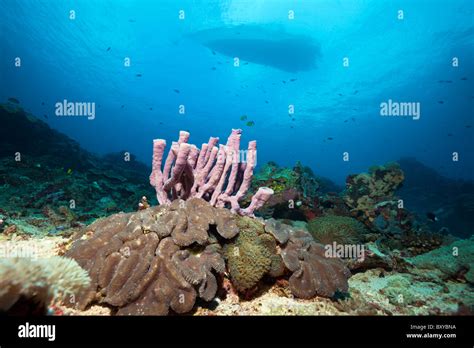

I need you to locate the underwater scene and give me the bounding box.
[0,0,473,322]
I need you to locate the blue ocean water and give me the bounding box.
[1,0,473,184]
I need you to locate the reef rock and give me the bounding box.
[409,236,474,284]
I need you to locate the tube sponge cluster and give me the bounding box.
[149,129,274,216]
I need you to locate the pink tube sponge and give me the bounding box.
[149,129,273,216]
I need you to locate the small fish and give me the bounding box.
[41,102,45,106]
[43,114,48,119]
[265,100,269,104]
[338,93,343,96]
[136,74,142,77]
[246,121,255,127]
[351,117,356,122]
[426,212,438,222]
[129,19,136,23]
[243,62,249,65]
[212,50,216,55]
[282,80,286,84]
[240,115,248,121]
[290,78,297,82]
[461,77,468,81]
[447,133,453,136]
[67,168,73,175]
[466,125,472,128]
[149,107,153,111]
[159,122,164,125]
[291,118,295,121]
[438,100,444,104]
[217,61,222,65]
[211,67,216,70]
[8,97,19,104]
[344,119,348,123]
[121,105,125,108]
[106,47,111,51]
[353,90,359,94]
[173,89,180,93]
[327,137,333,140]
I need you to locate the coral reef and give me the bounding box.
[64,197,352,314]
[308,215,368,245]
[149,129,273,216]
[0,256,90,315]
[65,198,238,315]
[2,104,471,317]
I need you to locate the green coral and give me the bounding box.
[224,216,283,292]
[308,215,368,245]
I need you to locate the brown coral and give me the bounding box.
[65,198,238,315]
[264,218,291,244]
[280,227,351,299]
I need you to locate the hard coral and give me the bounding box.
[65,198,238,315]
[281,228,351,299]
[344,163,404,219]
[308,215,368,245]
[0,256,90,315]
[224,216,284,292]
